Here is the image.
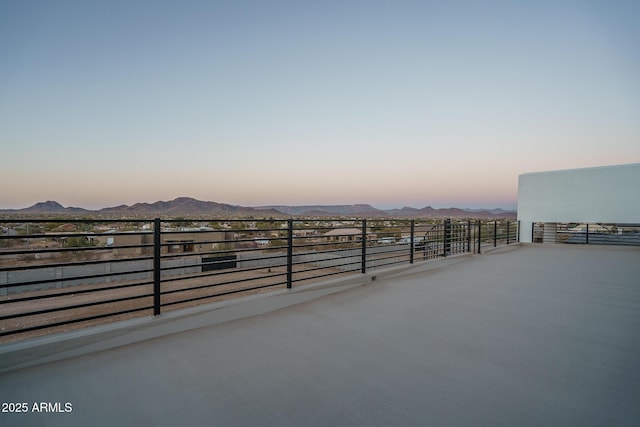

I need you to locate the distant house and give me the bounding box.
[96,229,234,255]
[568,224,610,233]
[399,236,425,244]
[53,223,79,232]
[323,228,377,243]
[377,237,395,244]
[255,239,271,247]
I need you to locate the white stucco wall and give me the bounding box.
[517,163,640,242]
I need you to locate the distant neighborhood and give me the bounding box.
[0,219,451,259]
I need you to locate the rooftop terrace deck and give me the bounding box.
[1,244,639,426]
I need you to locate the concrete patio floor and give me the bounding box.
[1,244,639,426]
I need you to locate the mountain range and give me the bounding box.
[0,198,516,219]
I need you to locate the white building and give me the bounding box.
[517,163,640,243]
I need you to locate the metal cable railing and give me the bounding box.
[1,218,518,341]
[532,222,640,245]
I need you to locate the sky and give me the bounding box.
[1,0,639,210]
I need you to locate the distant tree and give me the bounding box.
[230,222,246,230]
[64,236,93,248]
[174,218,190,228]
[16,224,43,235]
[43,223,59,232]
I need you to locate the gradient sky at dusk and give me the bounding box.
[1,0,639,210]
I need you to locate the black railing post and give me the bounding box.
[287,219,293,288]
[507,221,510,245]
[494,221,497,247]
[423,231,428,260]
[518,220,520,242]
[410,220,415,264]
[467,220,471,253]
[477,220,482,254]
[531,223,535,243]
[361,219,367,273]
[153,218,161,316]
[586,224,589,245]
[443,219,450,257]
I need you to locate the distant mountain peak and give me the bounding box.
[36,201,64,208]
[26,201,67,212]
